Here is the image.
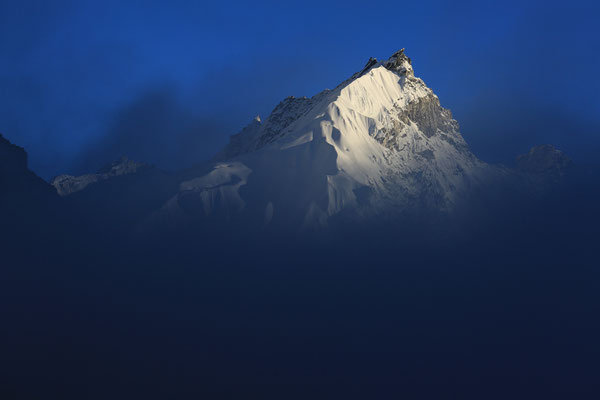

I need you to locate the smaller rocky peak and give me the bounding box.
[516,145,572,176]
[383,48,414,77]
[52,156,149,196]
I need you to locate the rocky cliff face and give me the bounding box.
[382,48,414,77]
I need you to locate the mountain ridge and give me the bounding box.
[14,49,573,235]
[51,156,150,196]
[145,49,498,230]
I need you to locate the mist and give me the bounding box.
[2,1,600,398]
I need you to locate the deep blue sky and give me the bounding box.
[1,0,598,179]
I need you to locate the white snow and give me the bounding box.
[150,52,495,230]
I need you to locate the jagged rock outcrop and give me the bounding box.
[52,156,149,196]
[382,48,414,77]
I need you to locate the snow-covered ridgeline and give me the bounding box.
[151,49,492,229]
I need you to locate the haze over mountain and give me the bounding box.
[35,49,570,236]
[1,45,598,400]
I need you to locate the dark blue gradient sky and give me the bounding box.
[1,0,598,179]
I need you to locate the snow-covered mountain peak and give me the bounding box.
[149,49,497,230]
[218,49,426,161]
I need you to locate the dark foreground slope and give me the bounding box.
[1,149,599,399]
[0,133,63,253]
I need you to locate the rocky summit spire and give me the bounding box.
[383,48,414,77]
